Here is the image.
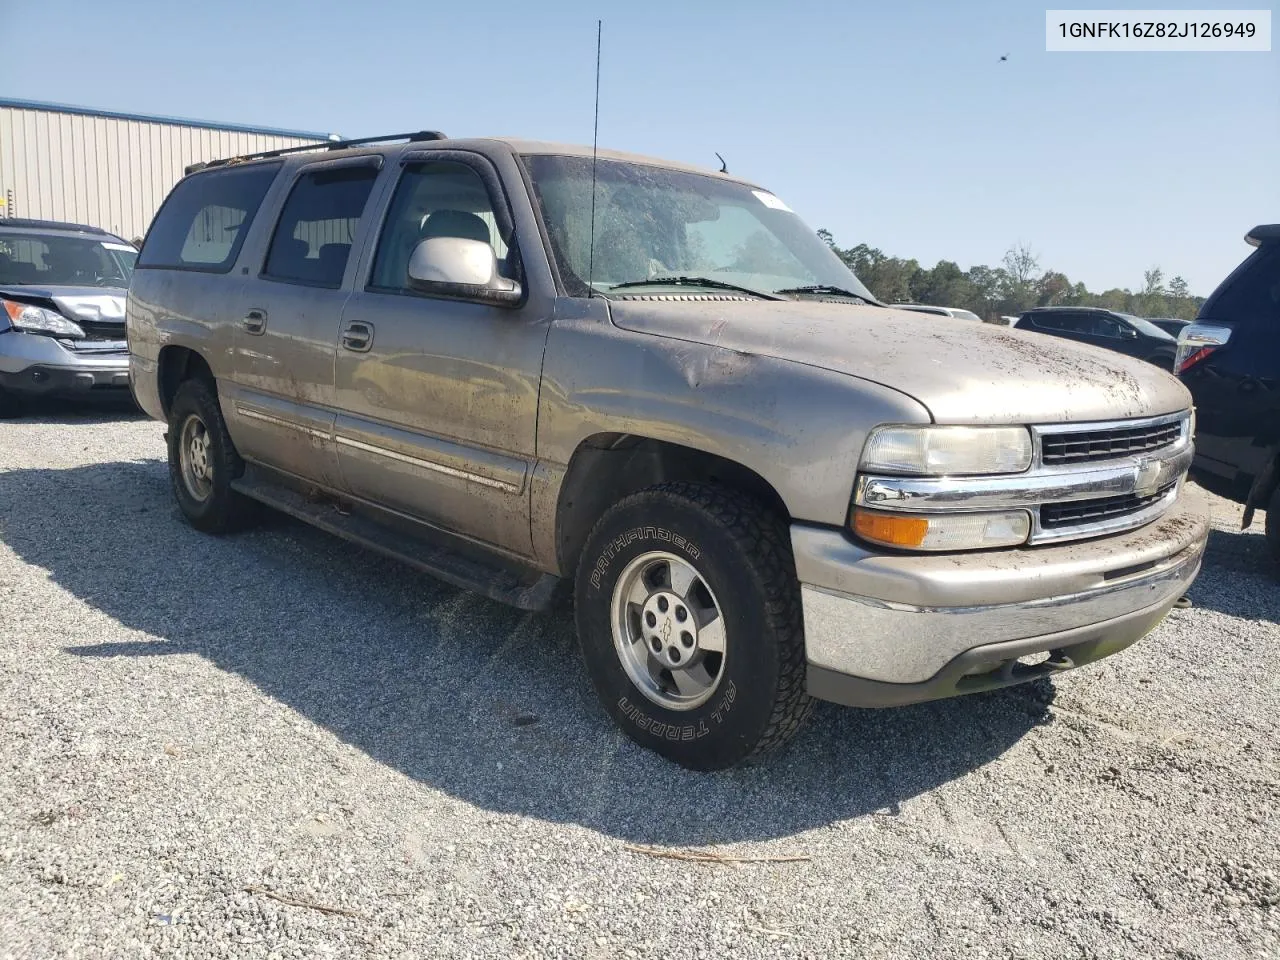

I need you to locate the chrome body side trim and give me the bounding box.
[333,434,520,493]
[236,404,332,441]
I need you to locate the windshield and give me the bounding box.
[1117,313,1175,340]
[953,309,982,322]
[0,231,135,288]
[521,154,874,300]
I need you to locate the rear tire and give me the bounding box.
[0,386,22,419]
[167,378,258,534]
[574,482,812,770]
[1265,485,1280,565]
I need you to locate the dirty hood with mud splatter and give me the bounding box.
[607,300,1191,425]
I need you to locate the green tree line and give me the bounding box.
[817,230,1205,321]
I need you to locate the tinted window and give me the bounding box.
[1096,316,1127,338]
[1201,246,1280,328]
[138,164,280,272]
[1033,312,1075,332]
[0,231,134,287]
[369,161,510,293]
[264,165,380,288]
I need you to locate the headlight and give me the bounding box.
[860,425,1032,476]
[1,298,85,339]
[852,507,1030,551]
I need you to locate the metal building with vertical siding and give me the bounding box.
[0,98,337,243]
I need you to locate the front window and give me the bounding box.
[0,230,136,288]
[1117,314,1175,340]
[521,154,874,300]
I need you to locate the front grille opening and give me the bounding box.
[1041,421,1182,465]
[79,320,126,341]
[1040,481,1177,529]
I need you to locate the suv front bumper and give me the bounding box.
[0,330,130,398]
[793,485,1208,707]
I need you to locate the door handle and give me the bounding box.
[341,321,374,352]
[242,309,268,335]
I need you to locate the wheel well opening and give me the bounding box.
[157,347,214,418]
[555,435,790,578]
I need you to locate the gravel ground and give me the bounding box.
[1,405,1277,960]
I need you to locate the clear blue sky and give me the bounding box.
[6,0,1277,294]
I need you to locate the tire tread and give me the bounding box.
[579,480,812,765]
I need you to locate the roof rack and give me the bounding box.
[0,217,115,236]
[185,130,448,175]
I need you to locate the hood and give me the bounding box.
[607,299,1191,424]
[0,285,126,325]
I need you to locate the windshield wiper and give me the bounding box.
[774,284,877,304]
[609,276,781,300]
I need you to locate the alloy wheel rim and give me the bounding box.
[609,550,727,711]
[179,414,213,502]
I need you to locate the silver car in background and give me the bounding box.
[893,303,984,321]
[0,218,135,417]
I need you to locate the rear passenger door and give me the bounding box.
[222,156,383,489]
[331,151,553,555]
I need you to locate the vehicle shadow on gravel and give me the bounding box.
[1,460,1055,845]
[1189,528,1279,621]
[4,397,147,423]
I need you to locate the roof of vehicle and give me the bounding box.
[1246,224,1280,246]
[1021,306,1119,315]
[185,131,755,186]
[0,217,129,243]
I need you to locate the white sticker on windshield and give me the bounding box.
[751,190,793,212]
[102,241,136,251]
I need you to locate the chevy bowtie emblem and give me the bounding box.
[1134,458,1163,497]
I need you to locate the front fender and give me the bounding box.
[535,298,931,528]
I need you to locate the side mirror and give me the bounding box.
[407,236,522,306]
[1122,325,1139,339]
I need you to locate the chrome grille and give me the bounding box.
[1040,481,1177,529]
[1041,420,1182,465]
[856,411,1194,548]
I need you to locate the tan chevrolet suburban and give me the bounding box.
[127,131,1208,770]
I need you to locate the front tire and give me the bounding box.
[167,379,258,534]
[574,482,811,770]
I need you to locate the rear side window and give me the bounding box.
[1033,313,1073,332]
[1201,246,1280,328]
[263,164,381,288]
[138,164,281,272]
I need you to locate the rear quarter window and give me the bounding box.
[1200,245,1280,328]
[138,163,281,272]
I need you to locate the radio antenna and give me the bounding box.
[586,19,602,298]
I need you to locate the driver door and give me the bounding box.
[332,151,553,556]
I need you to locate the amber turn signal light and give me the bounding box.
[852,509,930,548]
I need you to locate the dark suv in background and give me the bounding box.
[1015,307,1178,370]
[1176,225,1280,558]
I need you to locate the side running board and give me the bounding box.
[231,468,561,612]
